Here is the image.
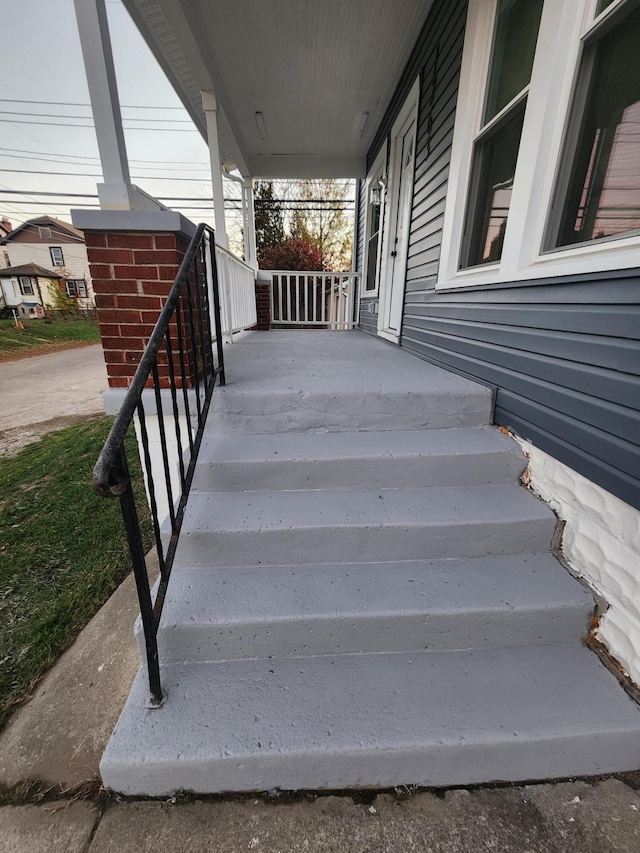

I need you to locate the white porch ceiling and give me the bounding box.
[122,0,434,178]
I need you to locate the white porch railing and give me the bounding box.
[215,244,257,339]
[269,271,359,329]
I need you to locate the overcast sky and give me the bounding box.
[0,0,224,233]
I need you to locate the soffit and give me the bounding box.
[123,0,433,177]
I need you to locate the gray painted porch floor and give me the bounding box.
[101,330,640,795]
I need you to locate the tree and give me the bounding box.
[254,180,285,261]
[288,179,353,271]
[258,236,323,271]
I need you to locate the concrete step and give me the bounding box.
[192,427,525,492]
[101,643,640,796]
[176,484,556,567]
[155,554,593,663]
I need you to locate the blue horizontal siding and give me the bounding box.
[357,0,640,509]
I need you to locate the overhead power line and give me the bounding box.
[1,118,198,132]
[0,98,186,110]
[0,110,193,123]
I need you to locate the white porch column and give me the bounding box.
[243,178,258,270]
[73,0,161,211]
[201,90,229,250]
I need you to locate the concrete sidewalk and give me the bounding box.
[0,567,639,851]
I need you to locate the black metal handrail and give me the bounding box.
[93,223,225,704]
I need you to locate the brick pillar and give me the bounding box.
[253,280,271,330]
[85,230,200,388]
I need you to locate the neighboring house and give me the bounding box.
[0,216,95,310]
[69,0,640,794]
[0,218,11,244]
[0,263,63,318]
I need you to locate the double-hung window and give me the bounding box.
[50,247,64,267]
[440,0,640,287]
[546,1,640,249]
[460,0,544,268]
[18,276,34,296]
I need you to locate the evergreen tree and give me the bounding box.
[254,181,285,260]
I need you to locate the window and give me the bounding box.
[65,280,87,298]
[18,276,34,296]
[547,3,640,249]
[50,246,64,266]
[460,0,544,268]
[439,0,640,289]
[362,144,387,295]
[38,227,52,239]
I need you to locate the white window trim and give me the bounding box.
[361,141,388,298]
[437,0,640,290]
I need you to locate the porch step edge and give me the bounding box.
[155,553,593,663]
[176,484,556,567]
[192,426,525,491]
[100,644,640,796]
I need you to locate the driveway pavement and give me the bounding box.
[0,344,108,455]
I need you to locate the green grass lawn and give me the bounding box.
[0,417,152,729]
[0,318,100,355]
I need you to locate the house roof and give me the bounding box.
[0,263,63,279]
[0,216,85,245]
[122,0,435,178]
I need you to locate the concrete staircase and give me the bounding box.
[101,332,640,795]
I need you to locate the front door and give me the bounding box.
[379,82,418,341]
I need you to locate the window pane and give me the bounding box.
[484,0,544,124]
[596,0,615,15]
[555,6,640,247]
[463,105,525,267]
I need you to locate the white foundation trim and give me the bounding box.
[517,438,640,686]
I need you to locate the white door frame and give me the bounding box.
[378,77,420,343]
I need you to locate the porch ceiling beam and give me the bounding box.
[249,156,367,180]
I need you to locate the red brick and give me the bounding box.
[92,278,139,295]
[85,232,107,247]
[88,248,134,264]
[108,377,130,388]
[115,295,163,311]
[107,233,154,250]
[154,234,177,250]
[108,364,138,377]
[140,309,166,324]
[101,336,145,351]
[133,249,180,266]
[117,322,152,338]
[95,294,116,309]
[104,350,126,364]
[140,281,172,296]
[97,308,142,325]
[157,265,180,281]
[88,263,112,279]
[114,264,158,280]
[98,322,120,337]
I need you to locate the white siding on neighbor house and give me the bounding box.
[521,440,640,687]
[4,242,90,280]
[3,243,94,307]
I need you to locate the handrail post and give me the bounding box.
[207,231,226,386]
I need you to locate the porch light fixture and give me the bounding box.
[255,111,267,140]
[370,177,387,206]
[357,111,370,138]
